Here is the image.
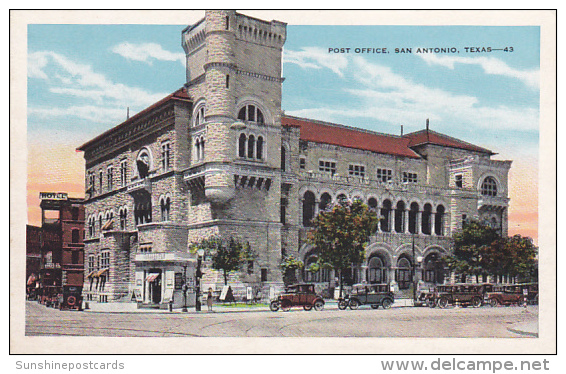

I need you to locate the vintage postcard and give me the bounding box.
[10,9,556,356]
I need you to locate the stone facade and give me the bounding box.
[77,10,512,306]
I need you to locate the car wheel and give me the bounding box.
[349,299,360,310]
[338,300,348,310]
[314,299,324,311]
[427,299,436,308]
[381,298,392,309]
[269,300,280,312]
[371,304,379,309]
[281,300,292,312]
[437,297,449,309]
[303,304,313,311]
[471,297,482,308]
[489,298,499,307]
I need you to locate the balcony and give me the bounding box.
[134,252,195,263]
[127,178,152,195]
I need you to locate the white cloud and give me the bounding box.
[284,47,348,77]
[27,51,169,123]
[287,55,539,133]
[112,42,185,66]
[418,54,539,89]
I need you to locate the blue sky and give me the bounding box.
[27,22,540,156]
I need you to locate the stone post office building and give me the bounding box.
[77,10,511,307]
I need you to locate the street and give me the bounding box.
[25,301,537,338]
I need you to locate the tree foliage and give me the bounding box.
[280,255,304,285]
[307,199,378,294]
[190,236,257,285]
[446,220,538,282]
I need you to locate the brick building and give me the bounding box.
[77,10,511,307]
[32,193,85,302]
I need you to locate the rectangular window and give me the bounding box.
[161,142,171,171]
[107,167,113,190]
[226,74,230,88]
[101,251,110,270]
[402,172,418,184]
[88,255,95,274]
[280,198,287,225]
[299,157,306,170]
[455,174,463,188]
[99,170,103,192]
[71,250,79,264]
[348,164,365,178]
[120,160,128,186]
[261,268,268,282]
[377,168,393,182]
[318,160,336,175]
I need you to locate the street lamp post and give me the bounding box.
[182,264,188,312]
[412,234,423,304]
[195,248,204,312]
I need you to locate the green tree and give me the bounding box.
[190,236,257,285]
[446,220,538,282]
[280,255,304,285]
[307,199,378,297]
[446,220,501,282]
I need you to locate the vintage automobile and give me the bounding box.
[59,285,83,311]
[485,285,525,307]
[519,283,539,305]
[433,283,487,308]
[338,283,394,310]
[270,284,325,312]
[415,287,438,308]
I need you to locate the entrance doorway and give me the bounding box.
[147,269,162,304]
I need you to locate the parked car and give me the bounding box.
[485,285,524,307]
[339,283,394,310]
[59,285,83,311]
[270,284,325,312]
[433,284,488,308]
[416,288,437,308]
[519,283,539,305]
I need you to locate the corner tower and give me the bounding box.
[182,11,287,285]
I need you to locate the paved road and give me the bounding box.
[25,301,537,338]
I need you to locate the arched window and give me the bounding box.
[302,191,316,227]
[199,137,205,161]
[256,136,264,160]
[194,105,205,126]
[319,193,332,212]
[395,201,406,233]
[247,135,255,159]
[409,202,419,234]
[161,197,171,222]
[435,205,445,236]
[238,133,247,158]
[422,204,432,235]
[396,257,412,290]
[481,176,498,196]
[280,145,286,171]
[424,253,445,284]
[195,138,201,161]
[368,256,387,283]
[380,199,392,232]
[119,208,128,231]
[368,197,378,211]
[238,104,264,124]
[337,194,348,205]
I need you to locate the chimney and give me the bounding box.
[127,107,130,120]
[400,125,404,137]
[426,118,429,131]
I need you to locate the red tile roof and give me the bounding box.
[77,88,191,151]
[282,115,493,157]
[404,129,494,155]
[282,116,422,158]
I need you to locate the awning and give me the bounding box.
[86,270,98,279]
[146,273,160,282]
[27,274,37,285]
[96,268,109,277]
[102,220,113,231]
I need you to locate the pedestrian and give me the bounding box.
[207,287,214,312]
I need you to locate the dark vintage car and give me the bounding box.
[485,285,525,307]
[270,284,325,312]
[433,283,488,308]
[519,283,539,305]
[415,287,437,308]
[59,285,83,311]
[339,283,394,310]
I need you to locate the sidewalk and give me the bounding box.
[507,321,538,338]
[84,298,415,314]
